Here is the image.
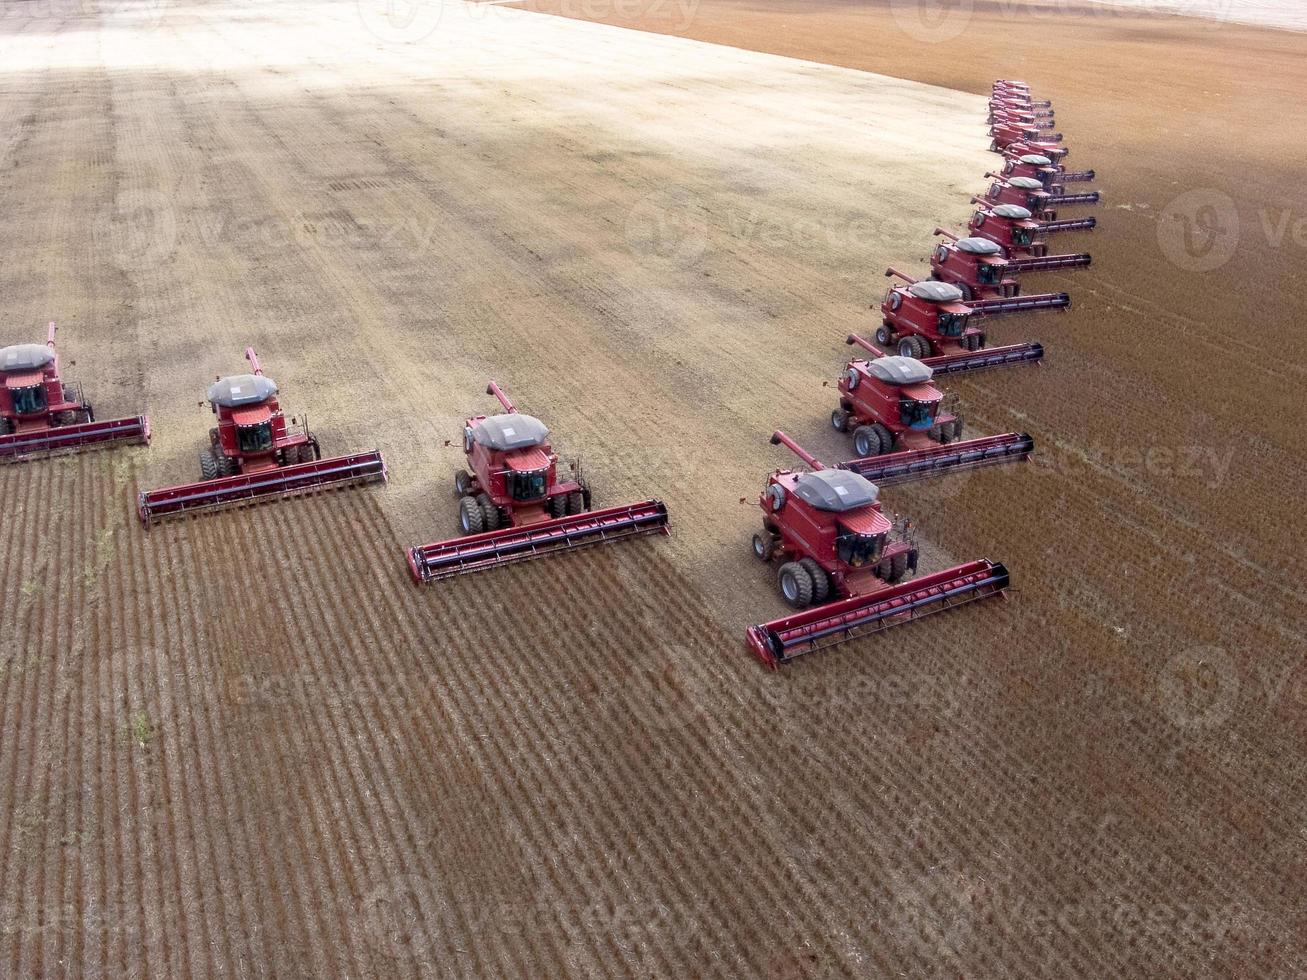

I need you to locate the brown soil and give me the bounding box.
[3,0,1305,976]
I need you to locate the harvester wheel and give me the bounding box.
[217,454,239,477]
[454,471,473,497]
[852,425,883,458]
[0,418,11,436]
[799,558,830,603]
[546,495,567,519]
[477,494,501,531]
[958,283,973,302]
[296,443,316,464]
[830,410,849,433]
[752,533,776,561]
[199,449,220,481]
[777,562,813,609]
[889,552,909,583]
[566,491,586,515]
[459,495,484,535]
[875,325,893,347]
[952,418,964,441]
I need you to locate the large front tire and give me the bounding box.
[459,495,484,535]
[852,425,883,458]
[199,450,220,481]
[777,562,814,609]
[798,558,830,604]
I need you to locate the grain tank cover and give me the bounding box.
[993,204,1034,220]
[957,237,1003,255]
[793,469,880,513]
[472,413,549,451]
[1019,154,1053,166]
[1008,176,1045,191]
[1,344,55,373]
[908,280,965,304]
[867,356,933,386]
[208,374,279,408]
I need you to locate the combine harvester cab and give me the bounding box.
[1002,153,1095,189]
[406,381,669,583]
[982,173,1100,223]
[745,432,1009,667]
[874,267,1061,362]
[969,202,1096,260]
[930,229,1090,300]
[832,338,1034,485]
[1,322,150,462]
[137,347,386,526]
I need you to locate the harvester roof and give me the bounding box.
[992,204,1034,220]
[1008,176,1045,190]
[208,374,279,408]
[867,355,933,385]
[793,469,879,513]
[1,344,55,373]
[908,281,965,304]
[1019,154,1053,165]
[472,413,549,451]
[956,237,1003,255]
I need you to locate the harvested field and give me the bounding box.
[2,0,1306,976]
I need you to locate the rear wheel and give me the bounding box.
[752,532,776,561]
[199,449,220,481]
[798,558,830,604]
[458,495,484,535]
[830,409,849,433]
[852,425,883,458]
[477,494,502,531]
[875,325,893,347]
[454,471,473,497]
[777,562,814,609]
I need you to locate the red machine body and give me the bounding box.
[832,336,1034,482]
[0,321,150,461]
[930,228,1091,300]
[982,173,1100,222]
[407,382,669,582]
[875,266,1067,360]
[746,432,1009,667]
[137,347,386,525]
[1001,153,1095,189]
[968,202,1096,260]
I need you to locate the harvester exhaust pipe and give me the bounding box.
[770,430,824,471]
[486,380,517,414]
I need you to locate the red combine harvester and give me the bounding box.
[930,229,1090,300]
[831,341,1033,485]
[969,202,1096,260]
[406,381,669,583]
[874,267,1061,367]
[990,116,1065,155]
[1,322,149,461]
[983,173,1099,222]
[137,348,386,525]
[745,431,1010,667]
[1002,153,1095,190]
